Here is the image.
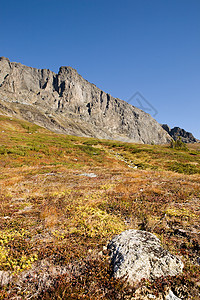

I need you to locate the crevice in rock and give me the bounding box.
[106,94,110,110]
[53,75,59,93]
[86,103,92,116]
[59,81,66,97]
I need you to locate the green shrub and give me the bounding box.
[83,139,100,146]
[77,145,102,156]
[169,162,199,175]
[0,146,7,155]
[170,137,188,151]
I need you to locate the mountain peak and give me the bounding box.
[0,57,171,144]
[0,56,10,62]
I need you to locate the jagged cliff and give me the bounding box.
[162,124,197,143]
[0,57,171,144]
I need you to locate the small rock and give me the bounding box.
[79,173,97,178]
[12,198,25,202]
[147,294,156,299]
[166,290,182,300]
[45,173,56,176]
[0,270,11,286]
[22,205,33,211]
[196,281,200,287]
[17,205,33,214]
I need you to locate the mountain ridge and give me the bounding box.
[0,57,171,144]
[161,124,197,143]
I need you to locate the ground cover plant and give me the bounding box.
[0,116,199,299]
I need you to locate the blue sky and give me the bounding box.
[1,0,200,138]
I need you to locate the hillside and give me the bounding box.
[0,116,200,299]
[0,57,171,144]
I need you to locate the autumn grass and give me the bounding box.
[0,116,200,299]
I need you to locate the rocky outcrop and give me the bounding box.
[0,57,171,144]
[162,124,197,143]
[162,124,171,135]
[170,127,197,143]
[107,230,184,284]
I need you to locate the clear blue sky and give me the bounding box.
[1,0,200,138]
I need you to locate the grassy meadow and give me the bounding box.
[0,116,200,299]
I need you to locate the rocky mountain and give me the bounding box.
[0,57,171,144]
[162,124,197,143]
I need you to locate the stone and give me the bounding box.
[79,173,97,178]
[107,229,184,284]
[0,270,12,286]
[166,290,182,300]
[0,57,171,144]
[147,294,156,299]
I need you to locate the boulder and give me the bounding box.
[107,230,184,284]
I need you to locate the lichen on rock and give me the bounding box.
[107,229,184,284]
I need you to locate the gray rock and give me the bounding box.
[0,57,171,144]
[79,173,97,178]
[107,230,184,284]
[166,290,182,300]
[147,294,156,299]
[0,270,12,286]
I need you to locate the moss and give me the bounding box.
[168,162,200,174]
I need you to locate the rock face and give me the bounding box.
[0,57,171,144]
[162,124,197,143]
[107,230,184,284]
[162,124,171,135]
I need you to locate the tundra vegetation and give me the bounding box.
[0,116,199,299]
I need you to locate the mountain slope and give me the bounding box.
[0,57,171,144]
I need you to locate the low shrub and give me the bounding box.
[170,137,188,151]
